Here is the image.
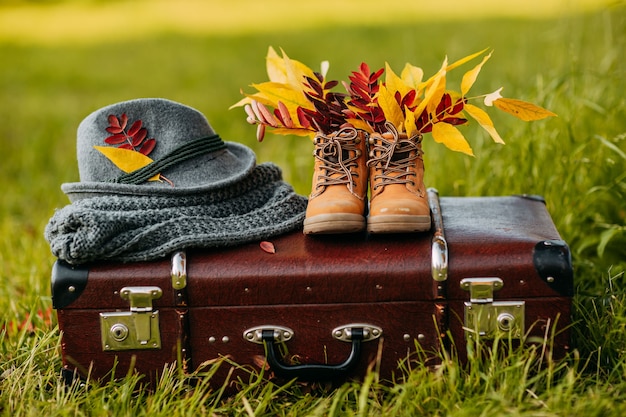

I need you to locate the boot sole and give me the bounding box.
[303,213,366,234]
[367,214,432,233]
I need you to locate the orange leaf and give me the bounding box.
[493,98,557,121]
[260,241,276,254]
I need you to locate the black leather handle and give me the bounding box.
[261,328,364,381]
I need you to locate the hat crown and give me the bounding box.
[77,98,215,183]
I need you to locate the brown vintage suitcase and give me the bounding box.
[52,190,573,386]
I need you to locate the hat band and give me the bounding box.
[113,134,226,185]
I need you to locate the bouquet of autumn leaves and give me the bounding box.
[232,46,555,156]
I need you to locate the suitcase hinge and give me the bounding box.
[460,277,525,339]
[171,251,187,290]
[100,286,162,351]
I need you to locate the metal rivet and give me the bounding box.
[417,334,426,342]
[222,336,230,343]
[244,287,250,293]
[68,286,76,293]
[376,284,383,290]
[403,334,411,342]
[372,329,380,337]
[547,276,555,283]
[306,286,312,292]
[283,331,291,339]
[209,337,216,343]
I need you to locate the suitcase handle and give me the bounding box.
[261,328,364,381]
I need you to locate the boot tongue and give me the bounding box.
[391,150,410,162]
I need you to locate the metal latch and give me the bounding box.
[100,286,162,351]
[243,325,294,344]
[332,323,382,342]
[460,277,525,339]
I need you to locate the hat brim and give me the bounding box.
[62,142,256,202]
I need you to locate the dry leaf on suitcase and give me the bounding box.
[260,241,276,254]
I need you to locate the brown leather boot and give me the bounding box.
[303,127,368,234]
[367,123,431,233]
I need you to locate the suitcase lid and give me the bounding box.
[52,194,572,310]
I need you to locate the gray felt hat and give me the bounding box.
[62,98,256,201]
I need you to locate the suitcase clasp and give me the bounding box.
[460,277,525,340]
[100,286,162,351]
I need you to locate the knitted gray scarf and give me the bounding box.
[45,163,307,265]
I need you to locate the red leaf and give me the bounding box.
[127,120,142,137]
[119,113,128,130]
[451,98,465,114]
[297,107,312,129]
[118,143,133,150]
[260,241,276,254]
[359,62,370,75]
[108,114,121,129]
[106,126,124,134]
[324,80,339,90]
[139,138,156,155]
[441,117,468,126]
[104,133,128,144]
[131,128,147,146]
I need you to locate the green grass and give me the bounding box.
[1,1,626,415]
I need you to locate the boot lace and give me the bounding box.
[368,122,423,191]
[312,126,362,197]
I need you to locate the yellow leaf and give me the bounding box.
[404,105,417,138]
[265,46,285,83]
[94,146,161,181]
[431,123,474,156]
[418,56,447,91]
[385,62,412,100]
[229,95,252,109]
[280,48,316,92]
[265,47,316,86]
[461,51,492,96]
[493,98,557,121]
[250,82,310,109]
[446,48,490,72]
[345,117,373,133]
[267,127,313,137]
[427,71,446,117]
[400,63,423,91]
[464,104,505,144]
[414,57,447,122]
[378,84,405,131]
